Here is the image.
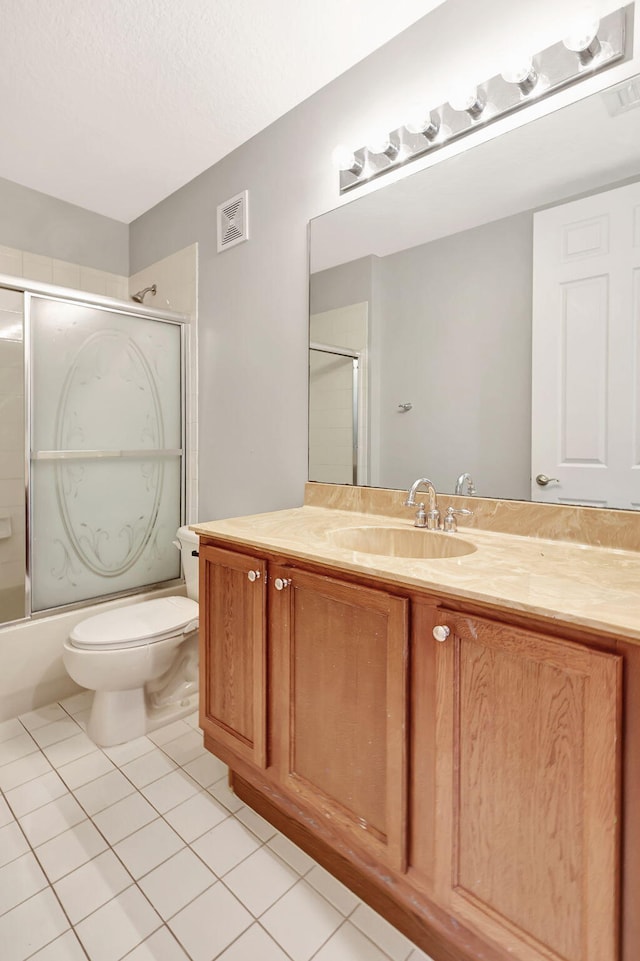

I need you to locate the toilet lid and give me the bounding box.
[69,596,199,651]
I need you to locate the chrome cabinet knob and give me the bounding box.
[274,577,291,591]
[247,570,261,582]
[535,474,559,487]
[433,625,450,643]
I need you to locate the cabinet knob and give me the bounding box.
[247,570,261,582]
[274,577,291,591]
[433,625,450,643]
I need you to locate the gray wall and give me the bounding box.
[0,176,128,275]
[377,211,533,498]
[310,256,375,317]
[309,213,533,500]
[128,0,633,521]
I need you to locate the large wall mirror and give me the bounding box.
[308,71,640,510]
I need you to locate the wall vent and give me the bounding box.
[601,78,640,116]
[217,190,249,252]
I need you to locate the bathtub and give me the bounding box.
[0,585,185,721]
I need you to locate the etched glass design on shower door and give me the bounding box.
[30,297,182,611]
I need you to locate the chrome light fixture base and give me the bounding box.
[338,5,630,194]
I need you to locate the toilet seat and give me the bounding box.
[69,596,199,651]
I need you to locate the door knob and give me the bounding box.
[433,625,450,642]
[535,474,559,487]
[247,570,261,582]
[274,577,291,591]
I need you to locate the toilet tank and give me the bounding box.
[175,526,200,602]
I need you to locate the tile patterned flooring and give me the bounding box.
[0,694,434,961]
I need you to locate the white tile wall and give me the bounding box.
[0,246,22,277]
[0,245,128,301]
[309,303,368,486]
[310,303,368,352]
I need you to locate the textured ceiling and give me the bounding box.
[0,1,445,223]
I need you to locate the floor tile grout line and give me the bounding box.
[307,912,405,961]
[0,789,94,961]
[253,918,299,961]
[23,928,91,961]
[22,936,90,961]
[17,711,84,751]
[5,716,279,887]
[6,733,240,886]
[1,728,153,920]
[5,710,222,956]
[1,702,287,953]
[27,788,169,961]
[308,915,351,961]
[199,912,302,961]
[2,699,425,961]
[61,739,321,947]
[7,762,224,956]
[0,759,56,795]
[118,922,191,961]
[211,866,362,957]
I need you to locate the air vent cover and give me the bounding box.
[601,78,640,116]
[217,190,249,252]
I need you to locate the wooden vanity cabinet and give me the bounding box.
[269,563,409,870]
[198,543,268,767]
[199,537,626,961]
[427,608,622,961]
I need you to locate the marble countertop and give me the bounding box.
[192,504,640,644]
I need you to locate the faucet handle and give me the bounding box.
[443,506,473,533]
[414,503,427,528]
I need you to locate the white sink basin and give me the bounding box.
[329,526,476,559]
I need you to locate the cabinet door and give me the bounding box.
[199,544,267,768]
[433,611,621,961]
[271,565,409,870]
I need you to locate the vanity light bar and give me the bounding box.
[336,5,630,193]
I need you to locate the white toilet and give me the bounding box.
[63,526,200,747]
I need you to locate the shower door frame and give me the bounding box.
[0,272,190,625]
[309,341,365,486]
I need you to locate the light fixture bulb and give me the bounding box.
[331,144,363,176]
[366,132,399,160]
[404,109,440,141]
[501,58,539,95]
[563,16,602,64]
[448,86,486,119]
[501,58,533,84]
[563,16,600,52]
[366,133,391,154]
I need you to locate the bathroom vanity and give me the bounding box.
[193,484,640,961]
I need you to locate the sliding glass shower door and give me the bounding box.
[0,288,26,622]
[308,345,359,485]
[30,295,183,612]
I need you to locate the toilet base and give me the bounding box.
[87,687,199,747]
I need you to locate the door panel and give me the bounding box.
[532,180,640,508]
[434,612,621,961]
[199,544,267,767]
[271,565,408,870]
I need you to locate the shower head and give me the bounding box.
[131,284,157,304]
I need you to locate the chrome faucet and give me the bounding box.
[404,477,440,529]
[455,472,476,496]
